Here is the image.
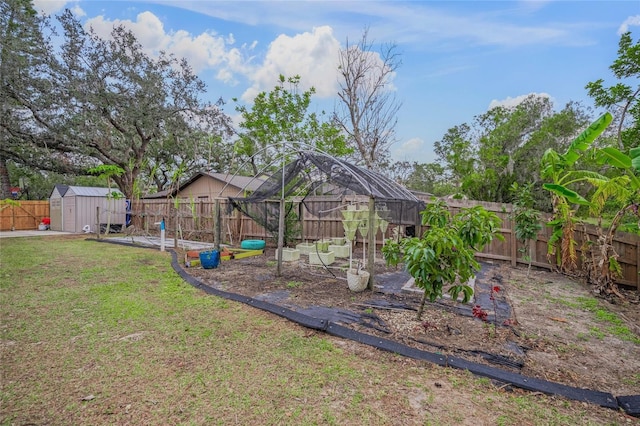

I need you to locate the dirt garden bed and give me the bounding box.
[182,246,640,399]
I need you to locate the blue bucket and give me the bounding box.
[199,250,220,269]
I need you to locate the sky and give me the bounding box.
[32,0,640,164]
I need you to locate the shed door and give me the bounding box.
[63,195,76,232]
[50,196,63,231]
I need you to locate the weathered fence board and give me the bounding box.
[130,198,639,290]
[0,201,50,231]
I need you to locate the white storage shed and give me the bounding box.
[49,185,126,233]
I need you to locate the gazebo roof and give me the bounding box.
[229,151,425,231]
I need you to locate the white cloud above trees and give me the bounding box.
[488,93,552,110]
[63,8,342,104]
[618,15,640,35]
[392,137,425,161]
[241,26,341,102]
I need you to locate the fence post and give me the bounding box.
[510,215,517,267]
[174,205,178,250]
[214,199,221,250]
[367,196,375,290]
[96,207,100,239]
[144,202,148,235]
[301,200,306,243]
[236,208,242,243]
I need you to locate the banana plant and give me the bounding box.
[583,146,640,296]
[540,112,612,272]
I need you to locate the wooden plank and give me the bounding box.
[0,201,50,231]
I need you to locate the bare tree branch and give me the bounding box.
[334,28,402,170]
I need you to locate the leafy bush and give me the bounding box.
[382,199,503,319]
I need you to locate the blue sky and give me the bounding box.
[33,1,640,164]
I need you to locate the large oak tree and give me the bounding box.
[1,5,232,199]
[0,0,52,198]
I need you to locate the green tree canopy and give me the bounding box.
[586,31,639,152]
[0,0,51,198]
[2,6,232,199]
[433,96,591,209]
[234,74,350,176]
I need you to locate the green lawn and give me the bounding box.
[0,236,628,425]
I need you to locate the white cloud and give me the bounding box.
[618,15,640,35]
[84,12,250,80]
[240,26,341,102]
[31,0,85,17]
[70,10,347,99]
[71,4,85,17]
[86,13,170,54]
[488,92,551,110]
[32,0,68,15]
[392,137,425,160]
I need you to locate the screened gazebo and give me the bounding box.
[228,151,425,234]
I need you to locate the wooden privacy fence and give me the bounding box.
[130,198,639,290]
[441,199,639,290]
[0,201,50,231]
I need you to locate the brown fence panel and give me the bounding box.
[0,201,50,231]
[572,224,639,289]
[131,197,639,290]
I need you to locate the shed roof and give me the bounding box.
[55,186,123,197]
[50,184,70,198]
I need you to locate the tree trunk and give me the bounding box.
[0,154,12,199]
[416,291,428,321]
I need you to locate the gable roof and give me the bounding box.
[50,185,123,198]
[204,172,264,192]
[143,172,264,199]
[68,186,124,197]
[50,184,69,198]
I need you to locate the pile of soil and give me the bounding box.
[182,247,640,397]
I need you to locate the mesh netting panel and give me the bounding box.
[228,199,298,234]
[228,151,425,229]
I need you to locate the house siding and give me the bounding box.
[176,178,244,199]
